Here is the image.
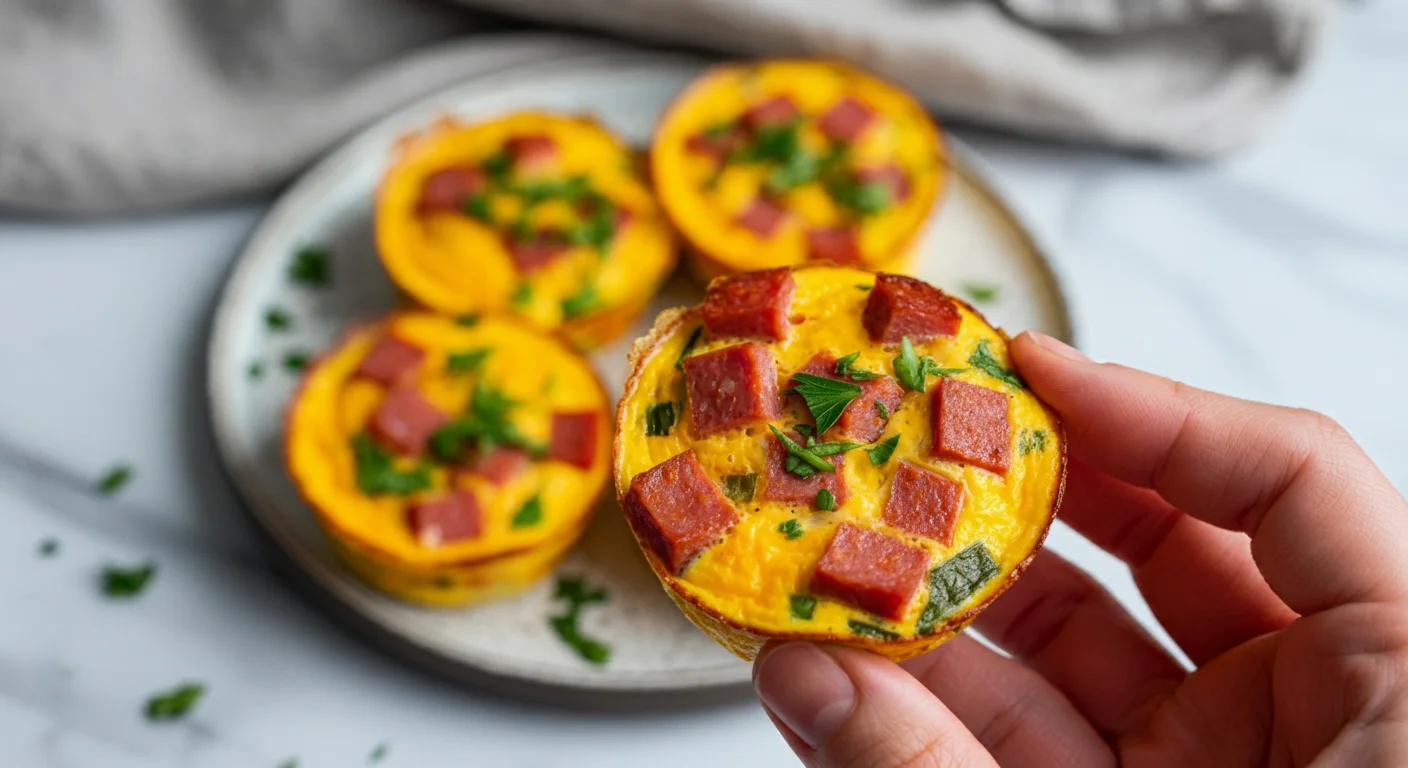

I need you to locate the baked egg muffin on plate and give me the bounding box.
[613,266,1064,661]
[286,312,611,607]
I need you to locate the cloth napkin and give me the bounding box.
[0,0,1329,215]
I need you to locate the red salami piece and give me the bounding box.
[735,196,790,237]
[701,268,796,341]
[505,134,559,175]
[464,447,530,486]
[549,411,599,470]
[355,335,426,386]
[788,352,904,443]
[506,235,569,274]
[685,126,747,160]
[741,95,801,130]
[856,164,911,204]
[883,461,965,545]
[817,97,877,142]
[812,523,930,621]
[932,377,1011,475]
[762,430,848,507]
[863,273,962,344]
[613,206,634,231]
[683,342,781,436]
[806,226,864,265]
[622,451,739,574]
[407,490,482,548]
[418,166,487,213]
[368,386,448,458]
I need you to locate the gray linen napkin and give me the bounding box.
[0,0,1329,214]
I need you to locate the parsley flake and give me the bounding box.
[808,440,865,457]
[815,489,835,511]
[769,425,834,475]
[829,178,890,214]
[778,519,804,539]
[835,352,883,381]
[968,340,1026,389]
[645,402,677,437]
[848,619,899,640]
[351,434,431,496]
[38,538,59,557]
[144,682,204,721]
[791,373,862,435]
[103,562,156,597]
[893,337,963,392]
[790,594,817,620]
[674,326,703,371]
[867,434,900,466]
[875,400,889,420]
[247,361,265,380]
[368,743,390,764]
[278,760,299,768]
[511,495,543,528]
[549,576,611,665]
[561,284,598,319]
[455,314,480,327]
[462,193,493,223]
[430,382,546,461]
[446,348,491,374]
[1019,429,1049,456]
[264,307,292,331]
[962,283,1000,303]
[289,247,330,286]
[96,464,133,495]
[481,151,512,181]
[722,473,758,503]
[917,543,1000,634]
[510,283,533,307]
[282,351,310,373]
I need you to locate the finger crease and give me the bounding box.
[1106,503,1182,568]
[997,583,1094,660]
[974,687,1038,758]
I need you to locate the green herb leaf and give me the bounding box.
[829,178,890,214]
[733,121,802,164]
[289,246,330,287]
[778,518,804,539]
[550,576,611,665]
[1019,428,1049,456]
[815,489,835,511]
[962,282,1000,303]
[875,400,889,420]
[722,473,758,502]
[264,307,292,331]
[790,593,817,620]
[917,543,1001,635]
[674,326,703,371]
[517,175,591,206]
[481,151,512,181]
[784,453,815,478]
[368,743,390,764]
[792,373,862,436]
[282,351,310,373]
[446,348,491,374]
[96,464,133,496]
[144,682,204,721]
[511,495,544,528]
[867,434,900,466]
[247,361,265,380]
[968,340,1026,389]
[38,538,59,557]
[429,382,545,461]
[645,402,677,437]
[510,283,533,307]
[455,314,480,328]
[769,425,835,475]
[278,759,299,768]
[352,434,432,496]
[103,562,156,597]
[765,150,821,195]
[561,284,598,319]
[568,200,617,254]
[848,619,899,640]
[809,440,865,457]
[893,337,963,392]
[856,283,872,291]
[835,351,883,381]
[556,576,608,606]
[462,193,493,223]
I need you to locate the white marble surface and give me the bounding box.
[0,3,1404,766]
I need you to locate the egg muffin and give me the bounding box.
[376,112,678,349]
[651,61,945,283]
[612,266,1064,661]
[287,312,610,607]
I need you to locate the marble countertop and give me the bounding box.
[1,4,1404,766]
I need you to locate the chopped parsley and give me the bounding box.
[352,434,431,496]
[769,425,834,476]
[778,519,804,540]
[95,464,133,495]
[430,382,546,461]
[893,336,964,392]
[455,314,480,327]
[462,193,493,223]
[517,175,591,206]
[247,361,265,380]
[568,199,617,254]
[511,495,543,528]
[722,473,758,502]
[481,150,513,181]
[445,348,491,374]
[867,434,900,466]
[674,326,703,370]
[282,351,311,373]
[829,178,890,214]
[278,760,299,768]
[834,352,883,381]
[645,402,677,437]
[38,538,59,557]
[790,594,817,620]
[808,440,865,457]
[875,400,889,420]
[549,576,611,665]
[856,283,873,291]
[968,340,1026,389]
[264,307,292,331]
[368,743,390,764]
[144,682,204,721]
[962,283,1000,303]
[289,246,330,287]
[791,373,862,435]
[1019,429,1049,456]
[103,562,156,597]
[510,283,533,307]
[848,619,899,640]
[815,488,835,511]
[917,543,1001,635]
[560,284,599,319]
[734,121,803,164]
[765,150,821,195]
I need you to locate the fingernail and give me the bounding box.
[754,643,857,749]
[1023,330,1090,362]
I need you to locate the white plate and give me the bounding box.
[207,50,1075,705]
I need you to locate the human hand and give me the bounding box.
[752,331,1408,767]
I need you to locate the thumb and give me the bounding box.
[754,642,998,768]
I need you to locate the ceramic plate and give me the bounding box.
[207,50,1075,705]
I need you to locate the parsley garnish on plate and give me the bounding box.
[791,373,862,435]
[277,759,299,768]
[282,351,311,373]
[247,361,265,380]
[834,352,883,381]
[778,519,804,540]
[962,283,1000,303]
[38,538,59,557]
[96,464,133,495]
[144,681,204,721]
[645,402,677,437]
[722,473,758,502]
[849,619,899,640]
[289,246,330,287]
[1019,428,1049,456]
[351,434,431,496]
[264,307,292,331]
[549,576,611,665]
[815,489,835,511]
[674,326,703,371]
[769,425,834,476]
[968,340,1026,389]
[368,742,390,764]
[893,337,964,392]
[445,348,491,374]
[511,495,543,528]
[790,594,817,620]
[103,562,157,597]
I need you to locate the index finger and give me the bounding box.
[1011,331,1408,614]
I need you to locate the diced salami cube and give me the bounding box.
[506,134,559,175]
[506,234,569,274]
[762,430,848,507]
[464,447,530,486]
[741,95,801,130]
[817,97,878,142]
[622,450,739,574]
[806,225,864,265]
[418,166,487,213]
[812,523,930,621]
[856,164,912,204]
[883,461,965,545]
[685,126,747,160]
[683,342,781,436]
[788,352,904,443]
[407,490,482,548]
[735,196,790,237]
[863,273,962,344]
[932,377,1011,475]
[355,335,426,386]
[549,411,599,470]
[614,206,634,231]
[701,268,796,341]
[368,386,449,458]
